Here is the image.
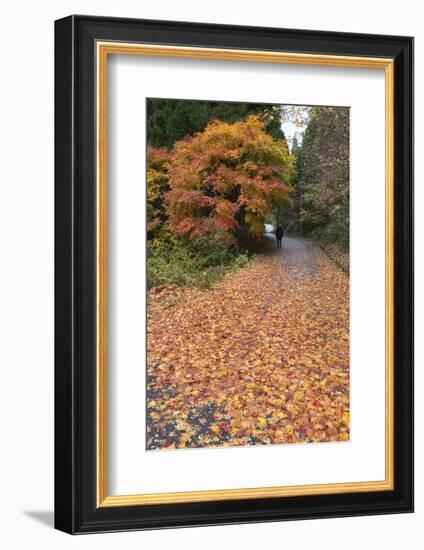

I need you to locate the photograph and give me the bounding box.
[146,98,350,451]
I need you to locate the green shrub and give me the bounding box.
[147,234,253,289]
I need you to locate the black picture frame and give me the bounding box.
[55,14,414,534]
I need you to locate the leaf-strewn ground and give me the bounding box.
[147,236,349,450]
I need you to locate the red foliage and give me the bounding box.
[166,116,294,241]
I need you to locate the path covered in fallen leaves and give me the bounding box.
[147,236,349,450]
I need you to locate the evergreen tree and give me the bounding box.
[295,107,349,248]
[146,99,286,149]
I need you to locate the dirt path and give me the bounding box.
[147,236,350,450]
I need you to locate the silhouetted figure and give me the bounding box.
[276,225,284,248]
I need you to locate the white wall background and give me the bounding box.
[0,0,420,548]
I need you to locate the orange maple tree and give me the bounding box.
[166,116,294,242]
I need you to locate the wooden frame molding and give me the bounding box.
[96,41,395,508]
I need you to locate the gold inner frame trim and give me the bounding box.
[96,41,395,508]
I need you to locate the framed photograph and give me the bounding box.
[54,15,413,534]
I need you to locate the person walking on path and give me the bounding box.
[275,225,284,248]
